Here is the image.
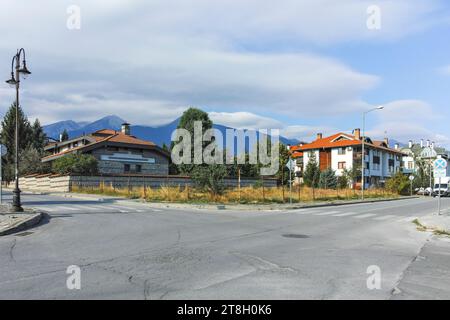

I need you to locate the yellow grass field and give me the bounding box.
[72,183,399,204]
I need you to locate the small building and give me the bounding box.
[291,129,405,189]
[42,123,170,175]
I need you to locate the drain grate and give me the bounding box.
[282,234,309,239]
[16,231,34,237]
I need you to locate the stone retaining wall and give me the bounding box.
[19,174,277,193]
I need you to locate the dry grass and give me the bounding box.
[72,183,398,204]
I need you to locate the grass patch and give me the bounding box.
[71,183,399,205]
[412,219,450,236]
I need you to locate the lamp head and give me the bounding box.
[5,72,17,86]
[18,60,31,79]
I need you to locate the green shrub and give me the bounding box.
[52,153,98,175]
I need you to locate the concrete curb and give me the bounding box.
[45,191,418,211]
[0,212,44,236]
[415,214,450,234]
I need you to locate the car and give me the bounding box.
[432,183,450,197]
[416,187,432,196]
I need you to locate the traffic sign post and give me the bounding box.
[433,158,448,215]
[286,154,296,205]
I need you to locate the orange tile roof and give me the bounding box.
[291,132,404,155]
[43,130,158,161]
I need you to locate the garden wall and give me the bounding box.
[19,174,277,193]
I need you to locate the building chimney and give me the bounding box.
[432,141,435,149]
[121,122,131,135]
[354,128,361,140]
[395,143,399,150]
[59,133,63,142]
[316,133,323,140]
[384,137,389,146]
[409,140,413,148]
[420,139,424,148]
[427,140,430,148]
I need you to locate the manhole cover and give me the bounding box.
[282,234,309,239]
[16,231,34,237]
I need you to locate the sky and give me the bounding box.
[0,0,449,146]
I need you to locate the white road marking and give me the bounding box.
[373,214,397,221]
[314,211,340,216]
[353,213,377,219]
[397,216,418,222]
[333,212,359,217]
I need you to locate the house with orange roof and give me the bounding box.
[42,123,170,175]
[290,128,406,189]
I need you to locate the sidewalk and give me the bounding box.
[0,204,44,236]
[418,213,450,234]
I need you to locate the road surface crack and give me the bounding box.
[389,235,430,299]
[9,239,16,262]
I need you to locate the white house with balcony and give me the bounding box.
[291,129,405,189]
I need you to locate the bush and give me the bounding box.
[386,172,410,195]
[52,153,98,175]
[191,164,227,196]
[319,168,338,189]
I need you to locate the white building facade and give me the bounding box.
[291,130,404,189]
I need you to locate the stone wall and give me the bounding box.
[19,174,277,193]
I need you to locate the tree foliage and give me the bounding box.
[175,107,213,175]
[19,146,51,175]
[52,153,98,175]
[60,129,69,142]
[191,163,227,196]
[319,168,338,189]
[303,153,321,188]
[386,172,411,195]
[0,103,48,180]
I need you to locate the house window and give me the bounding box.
[373,155,380,164]
[124,164,130,173]
[337,148,346,155]
[136,164,142,173]
[408,161,414,170]
[338,162,346,169]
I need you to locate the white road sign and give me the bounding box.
[434,158,448,179]
[409,175,415,181]
[286,159,296,172]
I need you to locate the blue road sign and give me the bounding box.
[434,158,447,170]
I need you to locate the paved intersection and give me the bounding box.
[0,191,449,299]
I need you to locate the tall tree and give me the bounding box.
[303,153,321,188]
[60,129,69,142]
[0,103,32,165]
[174,107,213,174]
[30,119,47,152]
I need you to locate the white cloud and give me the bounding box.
[209,112,283,129]
[368,99,449,147]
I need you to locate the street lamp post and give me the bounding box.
[5,48,31,212]
[361,106,384,200]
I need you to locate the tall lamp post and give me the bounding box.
[361,106,384,200]
[5,48,31,212]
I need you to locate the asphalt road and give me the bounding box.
[0,191,449,300]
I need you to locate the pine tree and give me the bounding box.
[303,153,321,188]
[0,103,32,165]
[30,119,47,153]
[61,129,69,142]
[319,168,338,189]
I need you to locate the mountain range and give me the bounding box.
[43,115,301,149]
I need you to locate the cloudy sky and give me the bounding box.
[0,0,449,146]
